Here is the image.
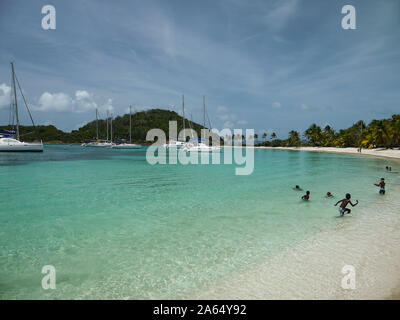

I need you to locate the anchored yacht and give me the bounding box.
[0,63,43,152]
[111,106,141,149]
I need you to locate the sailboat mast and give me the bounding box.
[129,106,132,144]
[110,113,113,143]
[203,95,206,128]
[11,62,20,140]
[182,94,185,140]
[106,110,109,141]
[96,108,99,140]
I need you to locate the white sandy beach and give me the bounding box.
[191,193,400,300]
[257,146,400,160]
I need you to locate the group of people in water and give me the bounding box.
[293,167,390,217]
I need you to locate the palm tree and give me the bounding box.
[372,120,389,147]
[271,132,277,140]
[304,124,323,146]
[323,125,335,146]
[288,130,301,147]
[390,115,400,148]
[262,132,267,142]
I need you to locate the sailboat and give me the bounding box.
[163,95,186,148]
[0,62,43,152]
[82,110,114,147]
[112,106,141,149]
[182,96,221,153]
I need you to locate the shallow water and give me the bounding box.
[0,145,399,299]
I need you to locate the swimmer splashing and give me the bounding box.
[334,193,359,216]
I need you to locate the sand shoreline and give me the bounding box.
[192,198,400,300]
[191,147,400,300]
[256,146,400,161]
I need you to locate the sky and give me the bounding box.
[0,0,399,138]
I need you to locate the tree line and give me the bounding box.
[255,114,400,148]
[2,110,399,149]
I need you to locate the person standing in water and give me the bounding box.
[334,193,359,216]
[374,178,386,194]
[302,191,310,200]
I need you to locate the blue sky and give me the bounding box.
[0,0,399,137]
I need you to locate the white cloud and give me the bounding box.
[99,98,114,114]
[37,92,73,112]
[33,90,114,114]
[237,120,248,125]
[272,102,281,109]
[0,83,11,109]
[74,90,98,113]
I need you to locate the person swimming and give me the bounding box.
[293,185,303,191]
[334,193,359,216]
[374,178,386,194]
[302,191,310,200]
[326,192,334,198]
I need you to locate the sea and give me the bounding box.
[0,145,399,299]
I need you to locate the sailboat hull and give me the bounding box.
[0,142,43,152]
[111,144,141,149]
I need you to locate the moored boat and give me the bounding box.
[0,62,43,153]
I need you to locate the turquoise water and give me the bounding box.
[0,145,398,299]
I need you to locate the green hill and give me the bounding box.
[1,109,208,144]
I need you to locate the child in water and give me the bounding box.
[326,192,334,198]
[293,185,303,191]
[302,191,310,200]
[374,178,386,194]
[334,193,359,216]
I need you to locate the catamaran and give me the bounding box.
[0,62,43,152]
[112,106,141,149]
[182,96,221,153]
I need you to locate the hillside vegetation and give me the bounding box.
[1,109,206,144]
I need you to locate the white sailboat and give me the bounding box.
[83,110,114,147]
[112,106,141,149]
[163,95,187,148]
[182,96,221,153]
[0,62,43,152]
